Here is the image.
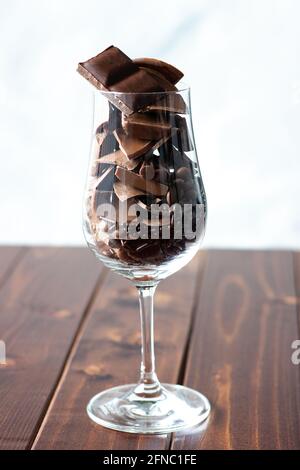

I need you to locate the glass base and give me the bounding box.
[87,383,210,434]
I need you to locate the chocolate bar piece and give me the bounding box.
[97,149,141,170]
[95,121,119,158]
[78,46,138,87]
[115,166,168,196]
[99,134,119,157]
[92,166,114,191]
[109,69,164,111]
[139,161,155,180]
[122,113,172,140]
[133,58,183,85]
[108,103,122,131]
[115,127,176,160]
[175,115,194,151]
[78,46,165,114]
[145,94,187,114]
[139,67,177,92]
[114,181,147,201]
[114,129,155,160]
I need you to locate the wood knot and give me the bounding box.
[53,309,73,318]
[0,357,16,368]
[84,364,103,376]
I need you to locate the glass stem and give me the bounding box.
[134,285,162,399]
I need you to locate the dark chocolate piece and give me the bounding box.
[114,181,147,201]
[133,58,183,85]
[109,69,164,111]
[108,103,122,131]
[97,149,140,170]
[122,112,172,140]
[99,134,119,158]
[114,128,154,160]
[139,161,155,180]
[95,121,119,158]
[175,166,192,181]
[139,67,177,91]
[175,115,194,151]
[78,46,138,87]
[92,166,115,192]
[78,46,166,114]
[154,167,170,184]
[115,166,168,196]
[145,94,187,114]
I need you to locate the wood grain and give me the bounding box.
[171,250,300,450]
[0,246,27,290]
[0,247,105,450]
[33,253,206,450]
[293,251,300,313]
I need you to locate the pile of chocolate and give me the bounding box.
[78,46,205,265]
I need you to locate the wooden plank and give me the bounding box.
[171,250,300,450]
[293,251,300,309]
[33,252,206,450]
[0,246,27,289]
[0,247,105,450]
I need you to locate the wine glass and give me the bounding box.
[83,86,210,433]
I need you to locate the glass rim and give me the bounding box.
[94,81,190,96]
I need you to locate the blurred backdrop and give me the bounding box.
[0,0,299,247]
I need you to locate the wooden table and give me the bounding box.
[0,247,299,450]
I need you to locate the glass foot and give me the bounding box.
[87,383,210,434]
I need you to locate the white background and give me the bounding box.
[0,0,299,247]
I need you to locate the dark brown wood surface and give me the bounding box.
[171,251,300,450]
[0,247,299,450]
[0,247,104,449]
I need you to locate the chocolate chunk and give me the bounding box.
[78,46,164,114]
[95,121,119,158]
[166,185,181,205]
[139,67,177,91]
[114,128,154,160]
[183,188,198,203]
[139,161,155,180]
[97,149,140,170]
[115,167,168,196]
[122,113,172,140]
[175,115,194,152]
[175,166,192,181]
[114,181,147,201]
[78,46,138,87]
[99,133,119,158]
[108,103,122,131]
[115,128,175,160]
[108,234,122,249]
[116,247,139,263]
[109,69,164,110]
[122,239,163,262]
[133,58,183,85]
[154,167,170,184]
[92,166,115,191]
[145,94,187,114]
